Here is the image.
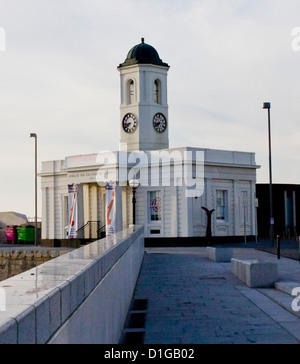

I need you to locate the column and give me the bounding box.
[83,184,90,239]
[115,184,123,234]
[170,187,178,237]
[90,185,98,239]
[293,191,297,237]
[233,180,240,236]
[122,187,128,230]
[77,184,84,239]
[48,187,55,240]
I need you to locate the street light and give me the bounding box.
[30,133,38,246]
[262,102,274,246]
[129,179,140,225]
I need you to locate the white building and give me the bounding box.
[40,39,259,244]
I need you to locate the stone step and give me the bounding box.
[275,281,300,296]
[258,287,300,320]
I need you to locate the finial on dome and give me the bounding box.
[141,38,145,44]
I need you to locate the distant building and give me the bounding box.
[0,212,28,244]
[0,212,28,228]
[256,184,300,239]
[40,39,259,244]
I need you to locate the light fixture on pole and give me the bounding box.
[129,179,140,225]
[262,102,274,247]
[30,133,38,246]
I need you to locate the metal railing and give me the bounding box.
[76,221,106,240]
[98,224,106,239]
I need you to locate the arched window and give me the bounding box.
[127,79,135,105]
[154,79,161,104]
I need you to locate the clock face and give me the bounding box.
[122,113,138,134]
[153,113,167,133]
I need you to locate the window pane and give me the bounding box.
[216,190,227,221]
[154,79,161,104]
[149,191,162,222]
[127,80,135,105]
[130,81,134,103]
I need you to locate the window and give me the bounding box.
[149,191,162,222]
[154,79,161,104]
[127,79,135,105]
[216,190,228,222]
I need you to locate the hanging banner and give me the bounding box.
[106,183,116,236]
[68,184,78,239]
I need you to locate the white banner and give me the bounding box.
[106,183,116,236]
[68,184,78,239]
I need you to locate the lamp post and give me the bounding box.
[262,102,274,247]
[30,133,38,246]
[129,179,140,225]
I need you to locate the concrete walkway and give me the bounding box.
[132,248,300,344]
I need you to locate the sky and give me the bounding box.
[0,0,300,218]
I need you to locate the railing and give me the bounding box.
[76,221,105,240]
[98,224,106,239]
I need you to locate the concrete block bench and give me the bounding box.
[207,247,233,262]
[231,258,278,288]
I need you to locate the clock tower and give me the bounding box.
[118,38,170,152]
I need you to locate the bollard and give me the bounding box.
[277,235,281,260]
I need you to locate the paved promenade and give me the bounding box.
[132,247,300,344]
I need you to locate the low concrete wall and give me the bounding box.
[0,226,144,344]
[0,249,71,282]
[231,258,278,288]
[207,247,233,262]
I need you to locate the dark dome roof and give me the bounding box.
[118,38,169,68]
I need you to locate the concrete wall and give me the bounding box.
[0,226,144,344]
[0,249,71,282]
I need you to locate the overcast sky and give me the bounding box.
[0,0,300,217]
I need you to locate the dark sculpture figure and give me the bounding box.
[202,207,215,244]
